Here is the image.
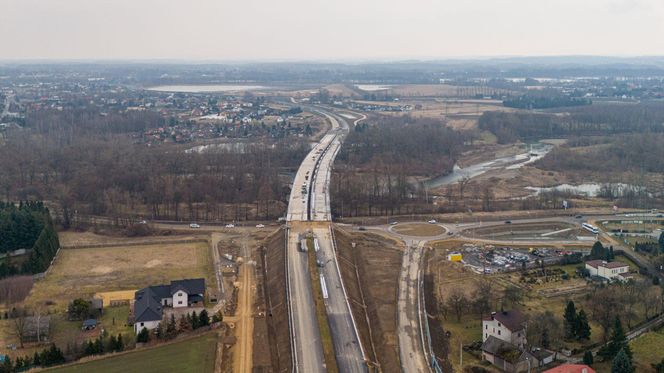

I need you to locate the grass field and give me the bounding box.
[25,242,214,311]
[392,223,445,237]
[47,332,218,373]
[630,328,664,372]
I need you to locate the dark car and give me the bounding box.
[575,214,583,219]
[505,220,512,224]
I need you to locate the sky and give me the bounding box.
[1,0,664,61]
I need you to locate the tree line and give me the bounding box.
[0,128,310,223]
[0,202,59,279]
[331,117,468,217]
[479,102,664,144]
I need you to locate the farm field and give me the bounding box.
[25,242,214,311]
[47,332,218,373]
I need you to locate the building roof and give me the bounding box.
[481,336,523,363]
[543,364,596,373]
[585,260,628,269]
[134,278,205,323]
[170,278,205,296]
[134,287,164,323]
[484,309,527,332]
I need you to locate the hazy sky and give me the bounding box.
[1,0,664,61]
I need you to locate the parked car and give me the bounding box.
[256,224,265,228]
[358,226,367,231]
[189,223,201,228]
[225,224,235,228]
[504,220,512,224]
[390,221,398,225]
[575,214,583,219]
[428,219,437,224]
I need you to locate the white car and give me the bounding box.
[189,223,201,228]
[390,221,398,225]
[256,224,265,228]
[225,224,235,228]
[428,219,437,224]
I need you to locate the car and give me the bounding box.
[447,231,454,236]
[189,223,201,228]
[256,224,265,228]
[575,214,583,219]
[390,221,398,225]
[504,220,512,224]
[358,226,367,231]
[138,220,147,224]
[657,214,663,218]
[225,224,235,228]
[428,219,437,224]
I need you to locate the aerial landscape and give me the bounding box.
[2,1,664,373]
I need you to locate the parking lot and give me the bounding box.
[450,243,583,274]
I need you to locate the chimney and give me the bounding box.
[491,311,496,320]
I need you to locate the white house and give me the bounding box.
[133,278,205,333]
[482,310,527,348]
[585,260,631,282]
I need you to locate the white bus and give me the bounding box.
[582,223,599,234]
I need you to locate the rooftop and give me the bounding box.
[586,260,628,269]
[484,309,527,332]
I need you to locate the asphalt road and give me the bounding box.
[287,228,326,373]
[285,106,365,373]
[314,227,366,373]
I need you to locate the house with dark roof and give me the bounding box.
[483,310,527,348]
[133,278,205,333]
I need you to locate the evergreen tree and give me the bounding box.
[166,314,177,339]
[93,337,104,354]
[1,356,12,373]
[84,340,96,356]
[590,241,606,260]
[577,309,592,340]
[199,309,209,326]
[108,335,117,352]
[541,327,550,349]
[612,348,635,373]
[32,352,40,366]
[136,327,150,343]
[659,231,664,253]
[563,300,578,339]
[191,311,199,329]
[116,334,124,351]
[583,350,594,365]
[179,314,191,331]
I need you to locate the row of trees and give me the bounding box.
[0,344,65,373]
[503,94,591,109]
[479,102,664,144]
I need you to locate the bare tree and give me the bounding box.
[446,288,469,321]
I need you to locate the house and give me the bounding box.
[133,278,205,333]
[543,364,596,373]
[585,260,630,282]
[483,310,527,348]
[481,336,539,373]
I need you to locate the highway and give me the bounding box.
[285,107,366,373]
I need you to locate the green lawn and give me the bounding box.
[47,332,218,373]
[630,328,664,372]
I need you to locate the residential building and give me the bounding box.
[585,260,631,282]
[133,278,205,333]
[481,336,539,373]
[482,310,527,348]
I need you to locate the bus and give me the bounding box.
[582,223,599,234]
